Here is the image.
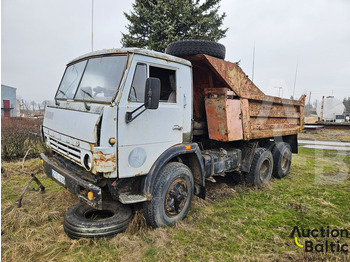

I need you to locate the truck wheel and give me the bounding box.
[63,201,132,239]
[165,40,226,59]
[143,162,194,228]
[245,147,273,187]
[272,142,292,179]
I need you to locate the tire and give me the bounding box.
[165,40,226,59]
[143,162,194,228]
[63,201,133,239]
[245,147,273,187]
[272,142,292,179]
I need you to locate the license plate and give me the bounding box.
[52,169,65,185]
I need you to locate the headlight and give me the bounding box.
[83,154,92,171]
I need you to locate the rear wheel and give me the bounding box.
[272,142,292,178]
[245,147,273,187]
[143,162,194,228]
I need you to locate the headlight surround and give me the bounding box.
[83,154,92,171]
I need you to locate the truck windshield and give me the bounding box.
[56,55,127,103]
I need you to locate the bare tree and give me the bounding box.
[41,100,50,108]
[30,101,36,111]
[23,100,31,111]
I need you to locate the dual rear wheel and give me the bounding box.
[245,142,292,187]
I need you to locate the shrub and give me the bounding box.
[1,117,50,160]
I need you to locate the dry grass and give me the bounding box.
[299,129,350,142]
[1,148,349,262]
[305,115,319,123]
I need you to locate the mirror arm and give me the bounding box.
[125,101,148,123]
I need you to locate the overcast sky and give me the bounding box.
[2,0,350,104]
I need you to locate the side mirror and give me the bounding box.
[144,77,160,110]
[125,77,160,123]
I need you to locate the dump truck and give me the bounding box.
[40,40,305,238]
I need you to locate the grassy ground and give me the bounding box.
[299,129,350,142]
[2,148,349,262]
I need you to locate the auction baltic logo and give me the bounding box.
[291,226,349,253]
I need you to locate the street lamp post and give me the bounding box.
[274,86,283,97]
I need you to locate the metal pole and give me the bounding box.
[292,60,298,99]
[274,86,283,97]
[91,0,94,52]
[252,41,255,82]
[320,96,325,122]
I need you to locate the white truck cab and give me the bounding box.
[41,48,203,222]
[43,49,192,179]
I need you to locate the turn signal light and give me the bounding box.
[88,191,94,200]
[41,159,44,165]
[109,138,116,145]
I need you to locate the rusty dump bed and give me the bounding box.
[187,54,306,142]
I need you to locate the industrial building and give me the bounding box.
[1,85,17,117]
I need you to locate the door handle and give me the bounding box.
[173,125,183,131]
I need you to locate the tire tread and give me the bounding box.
[166,40,226,59]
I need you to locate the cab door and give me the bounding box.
[117,55,188,178]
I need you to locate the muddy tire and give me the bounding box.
[63,201,132,239]
[165,40,226,59]
[143,162,194,228]
[245,147,273,187]
[272,142,292,179]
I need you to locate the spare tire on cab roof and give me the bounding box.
[165,40,226,60]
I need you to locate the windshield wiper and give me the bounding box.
[58,90,67,97]
[55,90,67,106]
[80,89,92,110]
[80,89,93,98]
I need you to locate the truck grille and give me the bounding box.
[49,137,81,163]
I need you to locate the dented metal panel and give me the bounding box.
[93,147,116,173]
[186,54,306,141]
[204,88,243,141]
[43,106,101,143]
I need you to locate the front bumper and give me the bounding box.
[40,153,102,209]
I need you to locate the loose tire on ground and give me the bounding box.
[143,162,194,228]
[63,201,133,239]
[245,147,273,187]
[272,142,292,179]
[165,40,226,59]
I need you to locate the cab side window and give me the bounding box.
[129,63,147,102]
[150,66,176,103]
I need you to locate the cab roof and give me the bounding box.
[68,48,192,67]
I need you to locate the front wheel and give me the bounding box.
[143,162,194,228]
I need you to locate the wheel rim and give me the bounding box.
[259,159,271,183]
[164,178,188,217]
[281,151,291,173]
